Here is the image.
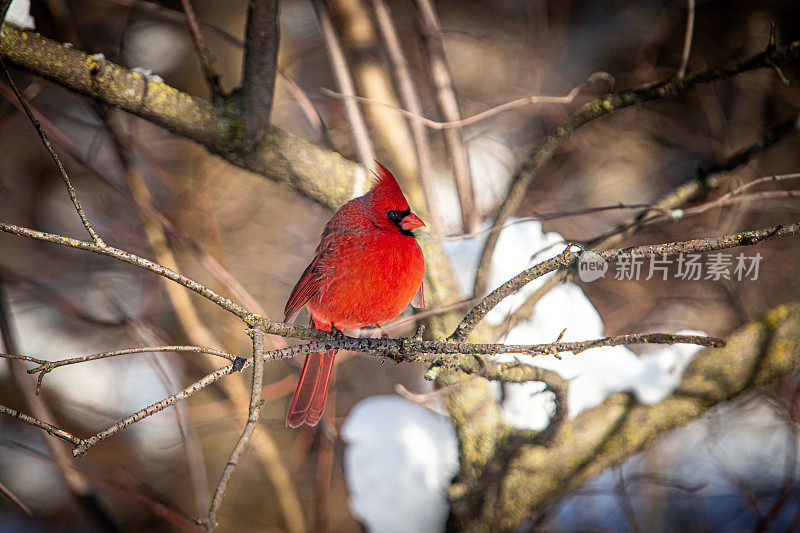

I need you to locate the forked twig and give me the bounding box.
[321,72,613,130]
[0,58,103,245]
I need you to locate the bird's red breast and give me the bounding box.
[284,162,425,427]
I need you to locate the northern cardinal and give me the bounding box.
[284,163,426,427]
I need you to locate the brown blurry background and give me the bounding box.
[1,0,800,531]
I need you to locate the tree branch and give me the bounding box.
[0,22,359,210]
[321,71,612,130]
[0,220,254,322]
[237,0,279,148]
[472,37,800,297]
[676,0,695,77]
[448,302,800,530]
[0,403,83,445]
[454,221,800,342]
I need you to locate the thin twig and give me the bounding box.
[72,363,236,456]
[663,173,800,219]
[585,115,800,251]
[413,0,477,232]
[452,219,800,341]
[1,217,794,364]
[2,345,239,394]
[0,58,104,245]
[321,71,612,130]
[0,85,271,323]
[0,220,253,322]
[0,404,84,446]
[655,190,800,222]
[180,0,223,101]
[313,0,375,189]
[676,0,695,77]
[203,328,265,531]
[369,0,441,231]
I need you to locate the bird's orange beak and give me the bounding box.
[400,213,425,231]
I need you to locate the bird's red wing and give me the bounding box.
[284,254,325,323]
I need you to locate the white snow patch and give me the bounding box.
[342,396,458,533]
[442,218,565,323]
[5,0,34,29]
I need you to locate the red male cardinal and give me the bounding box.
[284,163,425,427]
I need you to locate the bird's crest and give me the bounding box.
[370,162,408,207]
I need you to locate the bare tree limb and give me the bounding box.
[0,220,254,322]
[448,302,800,530]
[72,363,236,456]
[2,214,792,359]
[3,345,237,394]
[0,403,83,446]
[452,220,800,341]
[471,37,800,297]
[0,329,723,463]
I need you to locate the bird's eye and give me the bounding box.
[386,210,403,222]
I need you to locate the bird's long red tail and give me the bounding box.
[286,320,337,427]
